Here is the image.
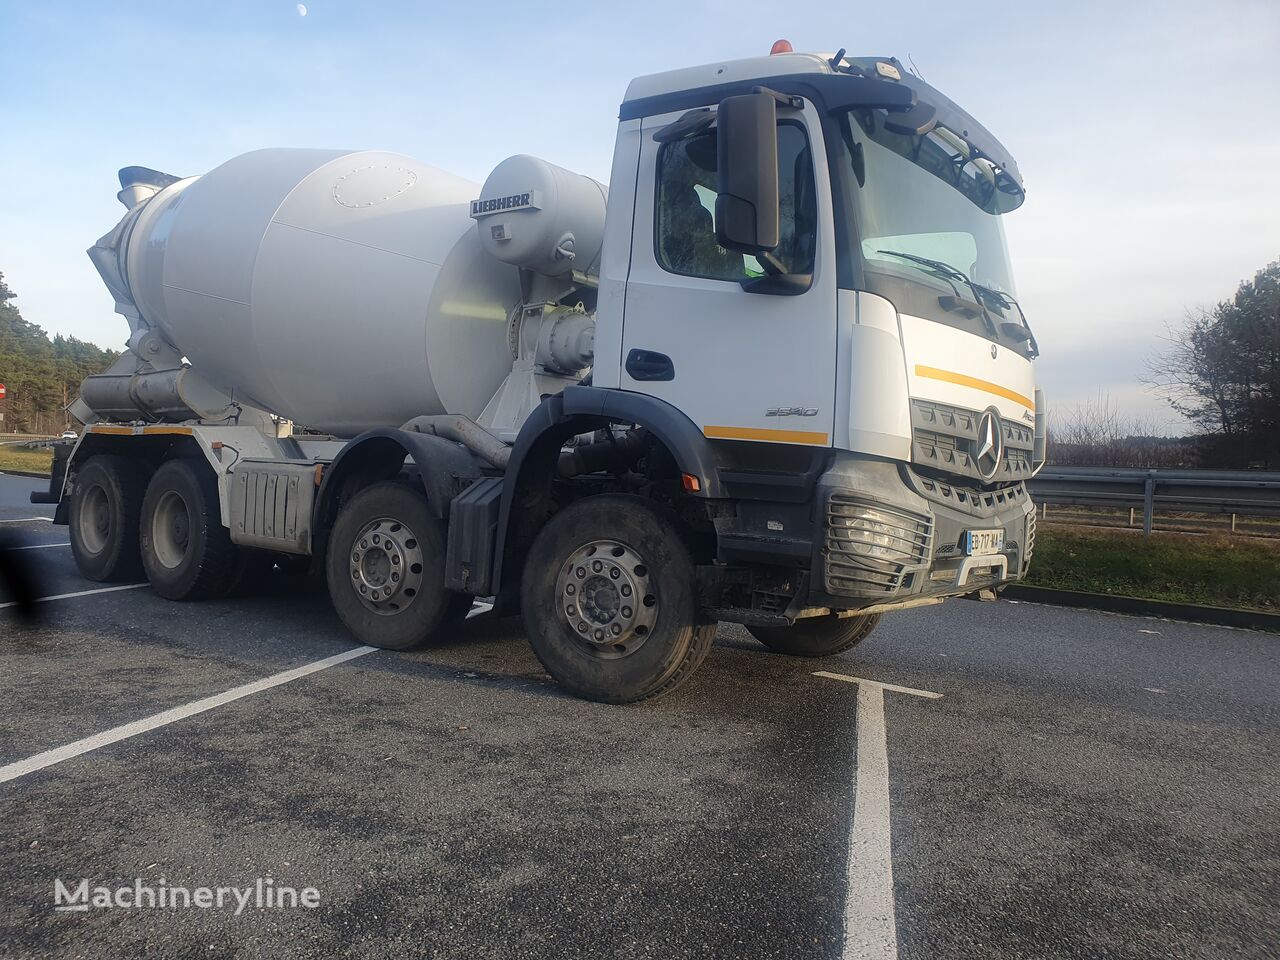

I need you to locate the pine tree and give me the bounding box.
[0,271,119,433]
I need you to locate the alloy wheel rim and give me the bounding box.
[555,539,658,658]
[349,516,424,616]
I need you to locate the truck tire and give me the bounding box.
[140,459,242,600]
[748,613,882,658]
[69,455,149,582]
[521,495,716,704]
[325,481,455,651]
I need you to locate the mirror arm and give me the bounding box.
[739,273,811,296]
[751,86,804,111]
[755,250,787,276]
[652,108,715,143]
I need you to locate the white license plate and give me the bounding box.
[963,529,1004,556]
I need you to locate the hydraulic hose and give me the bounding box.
[401,415,513,470]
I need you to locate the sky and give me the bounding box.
[1,0,1277,431]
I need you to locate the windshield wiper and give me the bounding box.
[970,282,1040,358]
[875,249,1004,341]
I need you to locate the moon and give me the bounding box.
[296,3,308,15]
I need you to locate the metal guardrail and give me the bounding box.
[1028,466,1280,535]
[0,438,60,450]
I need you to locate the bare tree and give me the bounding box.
[1047,394,1194,468]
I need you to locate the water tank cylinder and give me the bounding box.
[471,155,608,277]
[108,148,523,437]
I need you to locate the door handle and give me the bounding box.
[625,348,675,382]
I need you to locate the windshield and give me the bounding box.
[827,107,1027,347]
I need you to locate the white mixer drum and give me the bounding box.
[121,148,522,436]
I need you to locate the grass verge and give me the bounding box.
[1027,526,1279,613]
[0,447,54,475]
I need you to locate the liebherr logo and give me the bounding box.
[469,190,542,218]
[766,407,819,417]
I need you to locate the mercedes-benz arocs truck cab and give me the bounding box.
[603,53,1042,609]
[40,47,1044,702]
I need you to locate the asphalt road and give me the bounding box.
[1,471,1276,959]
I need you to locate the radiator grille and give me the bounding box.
[911,398,1035,483]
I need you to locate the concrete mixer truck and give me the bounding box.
[35,47,1045,703]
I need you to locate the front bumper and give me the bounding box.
[808,454,1036,611]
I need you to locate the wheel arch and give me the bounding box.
[68,431,203,471]
[52,432,200,509]
[312,428,485,562]
[560,386,725,499]
[489,387,724,601]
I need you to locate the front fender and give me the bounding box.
[559,386,724,498]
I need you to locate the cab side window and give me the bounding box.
[656,122,816,281]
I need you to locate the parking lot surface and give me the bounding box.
[1,472,1277,959]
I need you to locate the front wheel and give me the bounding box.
[521,495,715,704]
[748,613,882,658]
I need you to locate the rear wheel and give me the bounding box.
[140,459,244,600]
[521,495,715,704]
[325,482,456,651]
[68,455,149,582]
[748,613,882,658]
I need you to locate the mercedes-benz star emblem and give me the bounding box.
[974,410,1004,481]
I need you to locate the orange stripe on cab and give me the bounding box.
[913,365,1034,410]
[703,424,829,445]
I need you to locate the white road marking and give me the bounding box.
[845,681,899,960]
[814,671,942,700]
[0,517,53,524]
[5,541,69,551]
[814,672,943,960]
[0,645,378,784]
[0,582,148,610]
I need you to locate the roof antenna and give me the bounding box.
[907,53,927,81]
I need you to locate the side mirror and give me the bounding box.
[715,92,779,254]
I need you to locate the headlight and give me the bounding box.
[825,496,933,596]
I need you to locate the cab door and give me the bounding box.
[619,101,838,448]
